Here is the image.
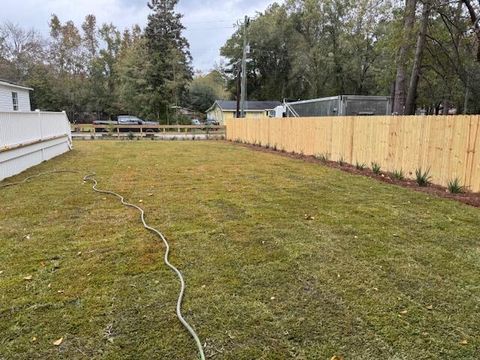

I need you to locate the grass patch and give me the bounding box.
[1,141,479,359]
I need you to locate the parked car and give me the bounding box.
[93,115,159,132]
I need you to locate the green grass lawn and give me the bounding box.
[1,141,479,359]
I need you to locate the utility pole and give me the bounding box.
[240,16,250,118]
[236,65,241,118]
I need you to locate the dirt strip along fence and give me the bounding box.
[226,116,480,192]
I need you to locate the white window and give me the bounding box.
[12,92,18,111]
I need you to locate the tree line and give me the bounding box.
[220,0,480,115]
[0,0,226,123]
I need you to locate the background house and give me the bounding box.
[206,100,281,124]
[0,80,32,112]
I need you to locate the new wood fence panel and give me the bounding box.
[471,117,480,191]
[226,115,480,192]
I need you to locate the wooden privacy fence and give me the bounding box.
[226,116,480,192]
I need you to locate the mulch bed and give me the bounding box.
[231,141,480,208]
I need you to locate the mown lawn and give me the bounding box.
[0,141,479,360]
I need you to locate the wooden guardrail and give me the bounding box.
[71,124,225,135]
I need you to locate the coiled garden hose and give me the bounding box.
[0,170,206,360]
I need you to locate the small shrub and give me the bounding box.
[392,169,405,180]
[127,131,134,140]
[171,136,177,141]
[415,167,431,186]
[355,161,366,170]
[371,162,381,174]
[265,143,270,149]
[338,156,346,166]
[272,143,277,151]
[447,178,463,194]
[316,153,330,163]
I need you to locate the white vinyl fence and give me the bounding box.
[0,111,72,181]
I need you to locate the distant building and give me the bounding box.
[206,100,281,124]
[0,80,32,112]
[274,95,392,117]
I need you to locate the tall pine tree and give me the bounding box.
[145,0,192,122]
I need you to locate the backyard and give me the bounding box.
[0,141,479,359]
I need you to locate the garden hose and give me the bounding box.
[0,170,206,360]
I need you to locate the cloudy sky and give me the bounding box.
[0,0,275,72]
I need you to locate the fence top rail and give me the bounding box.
[0,111,68,115]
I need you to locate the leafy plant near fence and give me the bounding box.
[392,169,405,180]
[415,167,431,186]
[356,161,366,170]
[447,178,464,193]
[338,156,346,166]
[371,162,381,174]
[316,153,330,163]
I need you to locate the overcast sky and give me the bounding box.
[0,0,275,72]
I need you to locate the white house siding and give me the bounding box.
[0,111,72,181]
[0,83,32,112]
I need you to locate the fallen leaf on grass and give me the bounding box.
[399,310,408,315]
[330,356,344,360]
[0,270,3,275]
[139,200,143,203]
[53,337,63,346]
[459,339,468,345]
[304,214,315,220]
[23,275,33,281]
[426,305,433,310]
